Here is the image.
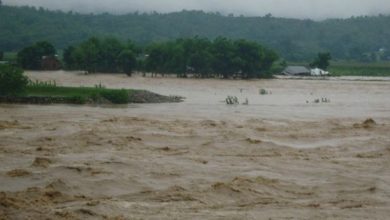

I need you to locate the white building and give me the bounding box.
[310,68,329,76]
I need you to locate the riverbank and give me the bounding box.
[0,86,183,105]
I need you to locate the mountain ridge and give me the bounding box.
[1,5,390,61]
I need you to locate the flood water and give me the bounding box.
[24,71,390,121]
[1,71,389,219]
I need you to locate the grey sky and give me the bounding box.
[4,0,390,20]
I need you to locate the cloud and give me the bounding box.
[4,0,390,20]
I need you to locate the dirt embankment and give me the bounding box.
[0,90,183,105]
[127,90,183,103]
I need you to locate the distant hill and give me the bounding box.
[1,5,390,61]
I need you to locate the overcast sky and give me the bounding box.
[4,0,390,20]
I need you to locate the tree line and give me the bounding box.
[63,37,137,75]
[18,37,278,79]
[143,37,278,78]
[1,5,390,61]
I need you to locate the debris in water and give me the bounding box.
[226,96,239,105]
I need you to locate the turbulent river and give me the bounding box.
[0,71,389,219]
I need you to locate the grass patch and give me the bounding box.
[329,61,390,77]
[26,83,132,104]
[3,52,17,63]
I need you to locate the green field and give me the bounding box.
[26,82,131,104]
[329,62,390,77]
[2,52,17,62]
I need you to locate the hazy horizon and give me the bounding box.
[3,0,390,20]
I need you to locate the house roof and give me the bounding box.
[282,66,310,75]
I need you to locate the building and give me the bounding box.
[282,66,311,76]
[310,68,329,76]
[41,55,61,70]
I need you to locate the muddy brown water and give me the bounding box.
[0,71,389,219]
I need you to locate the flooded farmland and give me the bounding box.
[1,71,390,219]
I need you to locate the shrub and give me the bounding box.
[259,88,268,95]
[100,89,129,104]
[0,64,28,96]
[226,96,239,105]
[68,95,87,104]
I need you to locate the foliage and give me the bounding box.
[310,52,331,70]
[1,6,390,62]
[0,51,3,60]
[144,37,278,78]
[63,37,138,75]
[60,36,277,78]
[17,41,56,70]
[329,61,390,76]
[118,50,136,76]
[100,89,129,104]
[259,89,268,95]
[3,52,17,63]
[0,64,28,96]
[226,96,239,105]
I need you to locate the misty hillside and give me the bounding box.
[1,5,390,61]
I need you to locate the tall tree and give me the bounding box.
[17,41,56,70]
[63,37,139,74]
[118,49,136,76]
[310,52,331,70]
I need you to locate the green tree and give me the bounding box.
[78,37,101,73]
[17,41,56,70]
[0,64,28,96]
[233,39,263,78]
[63,46,77,70]
[118,49,136,76]
[0,51,3,60]
[63,37,139,74]
[143,37,278,79]
[260,49,279,77]
[310,52,331,70]
[211,37,236,78]
[187,50,212,77]
[99,38,123,72]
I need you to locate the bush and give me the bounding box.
[100,89,129,104]
[68,95,87,104]
[259,88,268,95]
[0,64,28,96]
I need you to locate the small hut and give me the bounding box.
[41,55,61,70]
[282,66,311,76]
